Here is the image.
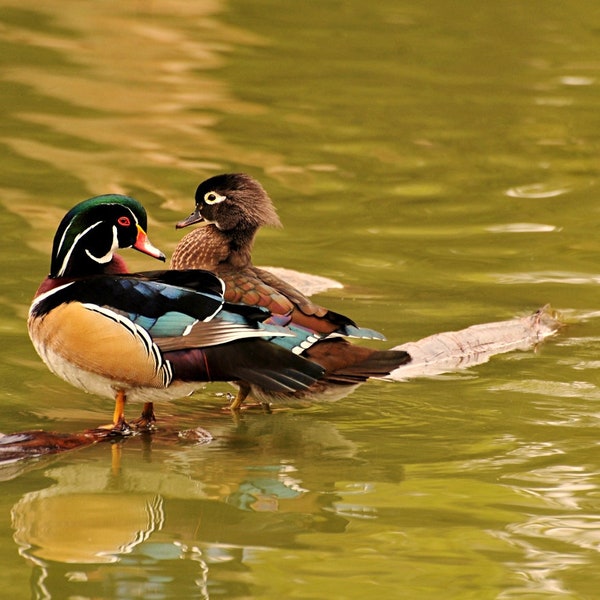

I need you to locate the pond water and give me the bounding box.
[2,1,600,598]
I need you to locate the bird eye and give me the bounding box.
[117,216,131,227]
[204,191,226,205]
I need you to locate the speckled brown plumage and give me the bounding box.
[172,226,342,334]
[171,173,411,407]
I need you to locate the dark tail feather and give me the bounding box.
[303,339,411,385]
[325,350,411,384]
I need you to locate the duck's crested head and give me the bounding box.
[177,173,282,232]
[50,194,165,278]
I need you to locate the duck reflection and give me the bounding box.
[10,412,385,599]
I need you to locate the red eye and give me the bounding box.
[117,216,131,227]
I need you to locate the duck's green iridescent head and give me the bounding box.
[50,194,165,278]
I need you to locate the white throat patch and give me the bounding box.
[84,225,119,265]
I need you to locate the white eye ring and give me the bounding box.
[204,191,227,205]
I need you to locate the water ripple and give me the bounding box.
[493,271,600,285]
[505,183,571,199]
[487,223,559,233]
[491,379,600,401]
[508,515,600,552]
[560,76,596,86]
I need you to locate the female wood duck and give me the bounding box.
[171,173,411,408]
[28,194,325,432]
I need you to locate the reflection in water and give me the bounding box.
[12,461,207,598]
[12,462,167,565]
[491,462,600,598]
[509,514,600,552]
[9,414,361,598]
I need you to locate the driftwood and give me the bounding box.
[389,305,561,380]
[0,269,562,465]
[262,267,563,381]
[261,266,344,296]
[0,431,101,479]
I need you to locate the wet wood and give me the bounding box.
[0,430,106,464]
[389,305,562,380]
[261,266,343,296]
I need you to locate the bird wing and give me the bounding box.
[31,275,288,355]
[222,266,385,339]
[30,274,226,322]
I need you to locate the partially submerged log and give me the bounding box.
[262,266,343,296]
[0,430,101,463]
[0,430,104,477]
[389,305,561,380]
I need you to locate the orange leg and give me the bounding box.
[112,389,127,429]
[90,389,133,436]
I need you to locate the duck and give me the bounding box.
[27,194,326,432]
[170,173,411,408]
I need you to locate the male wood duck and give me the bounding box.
[171,173,411,408]
[28,194,326,432]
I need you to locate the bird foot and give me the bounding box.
[221,401,272,413]
[131,416,156,431]
[88,417,134,437]
[130,402,157,432]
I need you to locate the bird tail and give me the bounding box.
[303,339,411,385]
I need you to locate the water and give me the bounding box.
[2,0,600,598]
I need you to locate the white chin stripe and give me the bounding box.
[85,225,119,265]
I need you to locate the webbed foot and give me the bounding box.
[132,401,157,431]
[90,417,133,437]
